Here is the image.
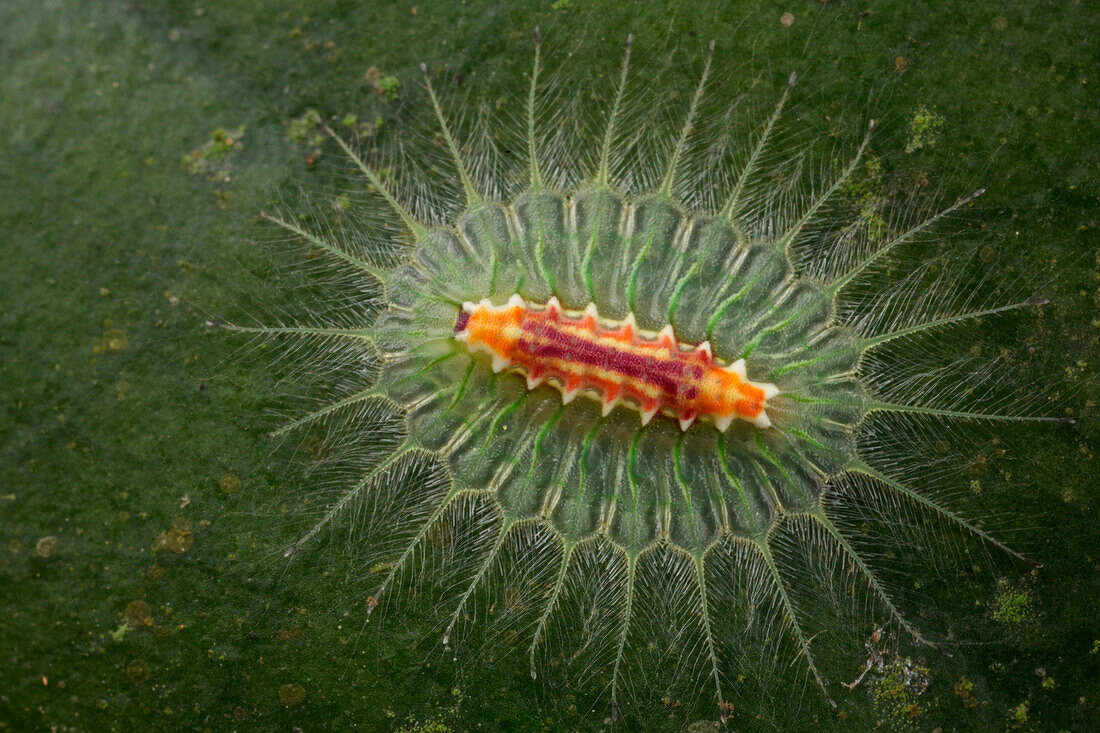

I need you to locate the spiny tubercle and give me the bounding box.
[453,295,779,431]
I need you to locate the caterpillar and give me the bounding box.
[453,295,779,430]
[229,29,1071,727]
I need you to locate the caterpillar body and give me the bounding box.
[454,295,779,431]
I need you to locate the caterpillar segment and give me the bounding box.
[453,294,780,431]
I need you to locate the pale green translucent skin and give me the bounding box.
[246,38,1050,723]
[377,192,862,554]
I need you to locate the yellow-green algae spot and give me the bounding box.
[991,580,1034,626]
[124,599,154,628]
[35,535,59,558]
[125,659,151,685]
[278,682,307,707]
[954,676,978,709]
[154,518,195,554]
[872,656,932,725]
[905,106,945,153]
[181,126,245,182]
[219,472,241,495]
[99,328,128,353]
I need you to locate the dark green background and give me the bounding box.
[2,1,1096,730]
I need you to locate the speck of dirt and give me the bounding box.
[126,659,151,685]
[35,536,59,558]
[279,682,307,707]
[124,599,154,628]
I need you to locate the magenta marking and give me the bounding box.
[516,324,691,395]
[454,310,471,334]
